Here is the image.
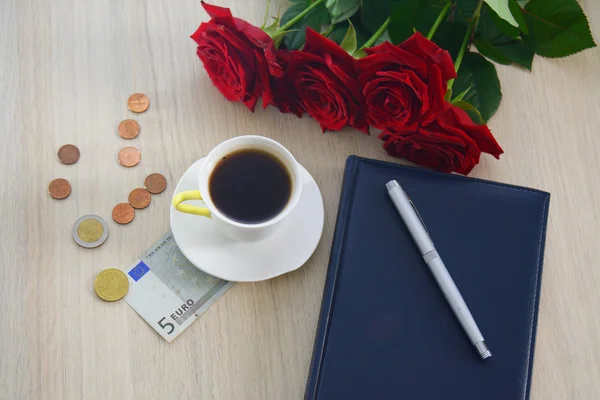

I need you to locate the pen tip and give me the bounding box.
[475,341,492,360]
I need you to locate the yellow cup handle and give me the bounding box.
[172,190,211,218]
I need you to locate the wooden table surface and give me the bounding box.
[2,0,600,399]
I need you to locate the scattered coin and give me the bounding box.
[57,144,80,165]
[72,215,109,248]
[78,219,103,242]
[112,203,135,224]
[144,173,167,194]
[94,269,129,302]
[128,93,150,113]
[48,178,72,199]
[117,119,141,139]
[118,146,141,167]
[129,188,151,209]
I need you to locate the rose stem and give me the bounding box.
[276,0,326,34]
[359,17,391,51]
[447,0,484,91]
[426,1,452,40]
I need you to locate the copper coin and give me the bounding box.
[144,173,167,194]
[118,147,141,167]
[48,178,72,199]
[128,93,150,113]
[117,119,140,139]
[57,144,80,165]
[112,203,135,224]
[128,188,151,209]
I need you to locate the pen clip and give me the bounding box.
[409,199,429,235]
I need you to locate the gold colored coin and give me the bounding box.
[117,119,140,139]
[57,144,80,165]
[77,219,104,243]
[144,173,167,194]
[72,215,108,248]
[128,188,151,209]
[118,146,141,167]
[94,269,129,302]
[127,93,150,113]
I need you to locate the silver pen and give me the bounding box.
[386,180,492,360]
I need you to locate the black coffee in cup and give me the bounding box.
[209,149,292,224]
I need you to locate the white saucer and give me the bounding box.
[170,158,325,282]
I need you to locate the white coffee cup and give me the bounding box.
[172,135,302,242]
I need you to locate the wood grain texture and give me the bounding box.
[1,0,599,398]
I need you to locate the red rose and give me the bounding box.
[191,1,282,111]
[379,105,503,175]
[285,28,368,133]
[358,33,456,132]
[271,50,304,118]
[271,76,305,118]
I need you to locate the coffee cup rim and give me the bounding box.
[197,135,302,229]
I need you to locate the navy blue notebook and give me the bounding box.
[305,156,550,400]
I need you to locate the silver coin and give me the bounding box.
[72,215,109,249]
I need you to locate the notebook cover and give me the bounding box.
[305,156,550,400]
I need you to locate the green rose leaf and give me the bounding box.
[483,0,527,39]
[328,21,350,43]
[452,101,486,124]
[474,38,534,70]
[451,84,472,103]
[484,0,518,26]
[340,21,358,54]
[478,4,521,40]
[388,0,419,44]
[498,41,534,69]
[281,2,330,50]
[320,17,369,49]
[476,5,535,70]
[431,22,468,60]
[349,16,371,48]
[326,0,361,24]
[361,0,403,34]
[474,39,511,65]
[453,52,502,121]
[524,0,597,58]
[489,12,520,39]
[475,39,534,71]
[388,0,448,44]
[509,0,528,34]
